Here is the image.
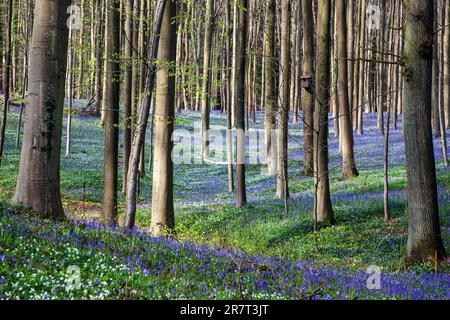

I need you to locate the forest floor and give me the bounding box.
[0,104,449,299]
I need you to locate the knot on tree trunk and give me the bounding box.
[418,35,433,60]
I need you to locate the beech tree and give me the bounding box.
[14,0,70,218]
[0,0,13,165]
[302,0,314,176]
[150,0,177,234]
[200,0,215,158]
[313,0,334,223]
[276,0,290,199]
[403,0,447,264]
[103,0,121,225]
[125,0,168,230]
[122,0,133,193]
[264,0,277,176]
[234,0,248,208]
[336,0,358,180]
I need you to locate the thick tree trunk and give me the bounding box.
[403,0,447,264]
[14,0,70,218]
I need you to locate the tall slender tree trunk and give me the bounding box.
[0,0,13,165]
[403,0,447,264]
[76,0,85,99]
[357,0,366,135]
[302,0,314,176]
[384,84,391,221]
[123,0,134,193]
[313,0,334,224]
[150,0,176,235]
[65,20,74,158]
[125,0,168,230]
[103,0,121,225]
[225,0,234,192]
[16,0,32,148]
[264,0,277,176]
[235,0,248,208]
[14,0,70,218]
[201,0,214,158]
[444,0,450,128]
[337,0,358,180]
[94,0,104,116]
[277,0,290,200]
[432,2,441,137]
[0,1,3,95]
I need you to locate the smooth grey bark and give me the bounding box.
[313,0,334,224]
[235,0,248,208]
[200,0,215,158]
[14,0,70,218]
[123,0,133,193]
[150,0,177,235]
[264,0,277,176]
[125,0,168,230]
[302,0,315,176]
[103,0,121,225]
[276,0,290,200]
[0,0,13,165]
[403,0,447,264]
[336,0,359,180]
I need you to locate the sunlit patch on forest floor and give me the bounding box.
[1,106,449,284]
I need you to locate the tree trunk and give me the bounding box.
[277,0,290,200]
[150,0,176,235]
[0,0,13,165]
[103,0,121,225]
[337,0,358,180]
[403,0,447,264]
[124,0,167,230]
[444,0,450,128]
[225,0,234,192]
[302,0,314,176]
[123,0,134,193]
[234,0,248,208]
[200,0,214,158]
[94,0,104,115]
[14,0,70,218]
[264,0,277,176]
[313,0,334,224]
